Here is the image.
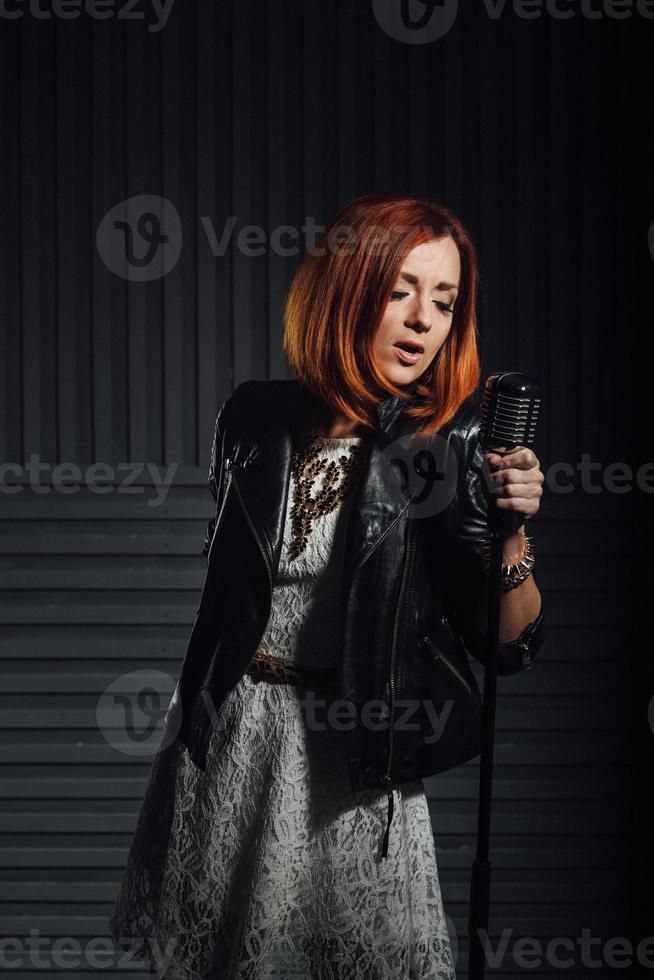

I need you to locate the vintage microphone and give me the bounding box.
[467,372,542,980]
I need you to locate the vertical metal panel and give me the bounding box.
[196,1,233,460]
[373,22,395,192]
[477,11,504,402]
[161,13,185,465]
[0,28,22,464]
[268,0,294,379]
[230,2,253,389]
[21,23,58,464]
[546,18,578,468]
[514,25,539,381]
[578,25,602,459]
[56,18,93,464]
[125,23,149,464]
[90,21,127,464]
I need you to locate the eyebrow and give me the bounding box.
[397,271,458,293]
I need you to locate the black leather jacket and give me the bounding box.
[167,377,545,858]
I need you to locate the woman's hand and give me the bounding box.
[483,446,544,557]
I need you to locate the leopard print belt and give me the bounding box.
[244,649,340,696]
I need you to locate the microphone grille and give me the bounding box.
[479,372,541,449]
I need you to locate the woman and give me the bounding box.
[109,192,545,979]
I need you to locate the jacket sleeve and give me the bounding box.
[201,391,234,560]
[166,396,233,735]
[443,411,546,677]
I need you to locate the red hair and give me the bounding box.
[283,191,481,438]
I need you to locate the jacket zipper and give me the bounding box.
[512,610,544,670]
[206,470,232,567]
[345,500,410,860]
[422,630,472,695]
[380,517,416,859]
[350,501,410,577]
[192,456,236,762]
[230,462,274,604]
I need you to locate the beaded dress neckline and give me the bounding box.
[288,433,366,560]
[313,435,363,441]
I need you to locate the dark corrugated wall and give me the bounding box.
[0,1,648,977]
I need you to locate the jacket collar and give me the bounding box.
[285,377,420,436]
[228,378,423,586]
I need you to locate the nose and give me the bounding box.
[406,293,432,332]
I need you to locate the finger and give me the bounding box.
[490,482,543,499]
[484,446,536,462]
[483,448,506,465]
[486,447,539,470]
[490,467,544,487]
[493,497,541,517]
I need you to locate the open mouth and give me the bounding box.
[393,340,424,363]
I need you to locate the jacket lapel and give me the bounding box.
[229,379,420,586]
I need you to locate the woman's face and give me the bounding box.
[373,237,460,386]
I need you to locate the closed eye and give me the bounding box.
[390,290,455,315]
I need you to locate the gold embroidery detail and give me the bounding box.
[287,423,367,560]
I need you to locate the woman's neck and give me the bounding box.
[316,421,364,438]
[313,407,365,439]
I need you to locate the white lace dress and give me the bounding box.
[110,436,457,980]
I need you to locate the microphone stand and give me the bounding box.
[467,486,520,980]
